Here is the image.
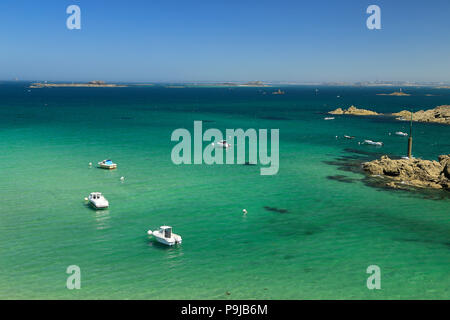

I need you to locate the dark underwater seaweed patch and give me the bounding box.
[395,238,450,249]
[263,206,289,214]
[327,175,359,183]
[259,116,292,121]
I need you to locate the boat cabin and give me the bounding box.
[90,192,102,199]
[160,226,172,238]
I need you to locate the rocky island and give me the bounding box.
[328,105,380,116]
[362,155,450,190]
[376,91,411,96]
[29,81,127,88]
[328,105,450,125]
[392,105,450,125]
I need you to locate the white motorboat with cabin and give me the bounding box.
[147,226,182,246]
[98,159,117,169]
[395,131,408,137]
[88,192,109,209]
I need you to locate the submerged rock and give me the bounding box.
[362,155,450,190]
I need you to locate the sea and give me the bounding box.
[0,82,448,299]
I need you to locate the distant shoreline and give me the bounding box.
[29,82,127,88]
[16,81,450,89]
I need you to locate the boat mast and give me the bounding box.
[407,109,413,158]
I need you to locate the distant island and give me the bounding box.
[29,81,127,88]
[328,105,450,125]
[329,105,380,116]
[376,91,411,96]
[272,89,285,95]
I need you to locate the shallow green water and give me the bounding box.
[0,83,448,299]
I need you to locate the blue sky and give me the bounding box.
[0,0,449,82]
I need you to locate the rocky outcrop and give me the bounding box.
[329,105,380,116]
[362,155,450,190]
[440,155,450,179]
[328,105,450,125]
[391,105,450,125]
[377,91,411,96]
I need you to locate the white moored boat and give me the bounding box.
[395,131,408,136]
[213,140,231,148]
[98,159,117,169]
[147,226,182,246]
[324,117,335,120]
[88,192,109,209]
[363,140,383,146]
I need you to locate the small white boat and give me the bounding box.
[88,192,109,209]
[147,226,182,246]
[324,117,335,120]
[344,135,355,139]
[363,140,383,146]
[98,159,117,169]
[395,131,408,137]
[214,140,231,148]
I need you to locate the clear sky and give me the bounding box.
[1,0,449,82]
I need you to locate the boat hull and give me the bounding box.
[155,237,177,246]
[152,232,182,246]
[98,164,117,170]
[89,201,109,209]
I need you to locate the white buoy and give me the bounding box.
[120,176,125,181]
[84,197,88,201]
[89,162,92,166]
[147,230,153,235]
[243,209,247,214]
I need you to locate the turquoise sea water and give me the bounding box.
[0,83,448,299]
